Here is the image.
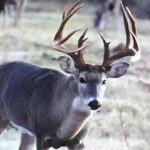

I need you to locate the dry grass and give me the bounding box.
[0,2,150,150]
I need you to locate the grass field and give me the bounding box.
[0,2,150,150]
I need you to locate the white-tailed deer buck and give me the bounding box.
[0,0,27,26]
[0,1,139,150]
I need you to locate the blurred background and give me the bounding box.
[0,0,150,150]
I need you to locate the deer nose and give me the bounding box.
[88,100,101,110]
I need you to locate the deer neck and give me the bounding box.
[56,102,91,141]
[56,77,92,141]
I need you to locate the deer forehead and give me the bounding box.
[79,71,106,83]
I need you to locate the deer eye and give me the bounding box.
[102,80,106,85]
[79,77,87,84]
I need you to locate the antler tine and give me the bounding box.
[54,2,83,43]
[120,2,130,49]
[78,29,88,48]
[53,0,86,52]
[58,29,81,45]
[69,29,88,69]
[67,0,84,16]
[62,11,66,20]
[99,33,111,67]
[125,7,136,36]
[76,29,88,67]
[125,7,139,51]
[130,31,139,52]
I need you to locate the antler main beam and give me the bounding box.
[101,1,140,67]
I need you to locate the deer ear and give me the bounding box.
[106,62,129,78]
[58,56,76,73]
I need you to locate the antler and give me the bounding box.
[53,0,88,70]
[101,1,140,68]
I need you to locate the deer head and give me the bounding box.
[52,0,139,110]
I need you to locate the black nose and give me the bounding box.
[88,100,101,110]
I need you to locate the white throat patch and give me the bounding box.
[72,96,91,113]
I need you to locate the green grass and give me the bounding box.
[0,4,150,150]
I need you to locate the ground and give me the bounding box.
[0,1,150,150]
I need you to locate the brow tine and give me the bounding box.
[120,2,130,49]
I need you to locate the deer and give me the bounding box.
[0,0,139,150]
[94,0,121,30]
[0,0,27,26]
